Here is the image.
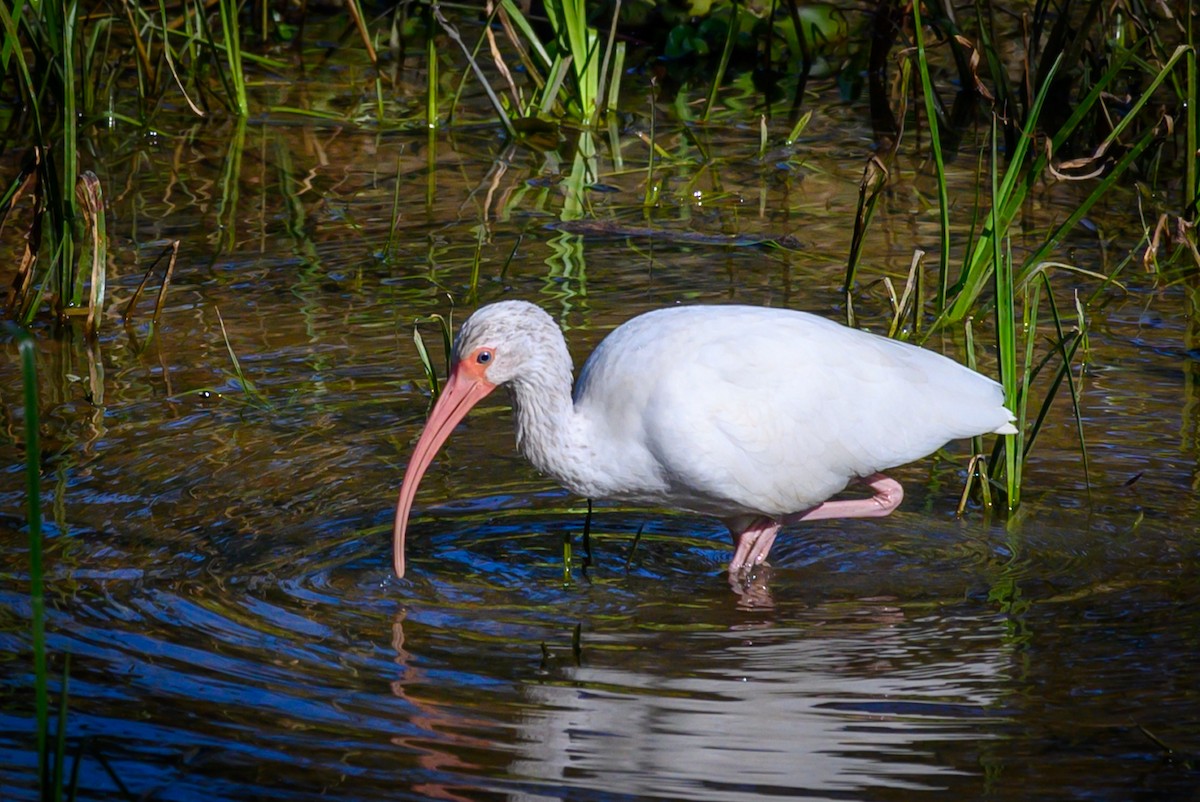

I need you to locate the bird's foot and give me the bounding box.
[728,518,781,573]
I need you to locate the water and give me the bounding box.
[1,94,1199,800]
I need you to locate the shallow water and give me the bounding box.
[2,88,1200,800]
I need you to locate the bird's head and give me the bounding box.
[392,301,565,578]
[449,300,565,387]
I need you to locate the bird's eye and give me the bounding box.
[476,349,493,365]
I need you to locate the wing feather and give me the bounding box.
[574,305,1012,517]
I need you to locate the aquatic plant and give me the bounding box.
[123,243,178,340]
[214,307,271,409]
[829,0,1193,506]
[413,311,455,408]
[431,0,627,130]
[6,327,80,801]
[1,0,84,327]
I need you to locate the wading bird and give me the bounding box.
[392,301,1016,579]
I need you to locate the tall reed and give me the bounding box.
[19,332,48,793]
[877,5,1189,506]
[910,0,951,307]
[943,43,1186,324]
[544,0,600,121]
[1,0,81,324]
[433,0,623,129]
[7,326,76,801]
[215,0,249,116]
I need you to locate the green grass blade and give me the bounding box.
[193,0,237,114]
[605,42,625,113]
[412,313,454,406]
[1021,327,1080,466]
[593,0,622,123]
[540,56,573,117]
[703,1,742,121]
[217,0,248,115]
[426,5,438,128]
[786,110,812,146]
[559,0,595,115]
[214,307,269,407]
[0,0,27,72]
[946,54,1065,322]
[499,0,552,69]
[562,529,573,585]
[944,40,1181,324]
[1018,122,1164,284]
[964,317,977,375]
[1033,274,1090,488]
[1014,258,1039,504]
[13,331,48,795]
[911,0,951,309]
[412,326,440,402]
[0,1,38,126]
[1090,45,1186,153]
[58,0,81,313]
[990,116,1018,509]
[1188,12,1198,217]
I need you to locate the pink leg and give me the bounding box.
[726,474,905,575]
[729,518,780,574]
[782,473,904,526]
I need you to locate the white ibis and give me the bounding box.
[392,301,1016,578]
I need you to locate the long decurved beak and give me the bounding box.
[393,362,497,578]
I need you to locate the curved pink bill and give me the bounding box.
[393,362,497,578]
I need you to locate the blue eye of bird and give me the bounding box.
[477,350,492,364]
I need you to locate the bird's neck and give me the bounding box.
[506,346,597,497]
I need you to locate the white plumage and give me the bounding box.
[392,301,1016,579]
